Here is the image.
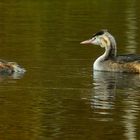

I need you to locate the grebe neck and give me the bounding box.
[108,33,117,57]
[100,33,117,60]
[94,38,117,70]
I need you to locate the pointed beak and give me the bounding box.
[80,39,92,44]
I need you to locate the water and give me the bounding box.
[0,0,140,140]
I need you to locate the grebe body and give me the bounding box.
[81,30,140,73]
[0,59,26,75]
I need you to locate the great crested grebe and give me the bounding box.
[0,59,25,75]
[81,30,140,73]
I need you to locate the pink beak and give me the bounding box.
[80,39,92,44]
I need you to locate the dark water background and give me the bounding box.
[0,0,140,140]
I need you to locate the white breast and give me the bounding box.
[93,55,105,71]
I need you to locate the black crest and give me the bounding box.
[93,29,107,37]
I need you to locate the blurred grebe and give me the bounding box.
[81,30,140,73]
[0,59,26,75]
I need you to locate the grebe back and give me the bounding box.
[81,30,140,73]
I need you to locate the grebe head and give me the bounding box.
[81,30,110,47]
[81,29,117,56]
[8,62,26,73]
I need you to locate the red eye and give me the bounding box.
[92,37,96,41]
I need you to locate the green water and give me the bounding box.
[0,0,140,140]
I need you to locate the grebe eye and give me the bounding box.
[92,37,96,41]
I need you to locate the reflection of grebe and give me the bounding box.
[0,59,25,75]
[81,30,140,73]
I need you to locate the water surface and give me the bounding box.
[0,0,140,140]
